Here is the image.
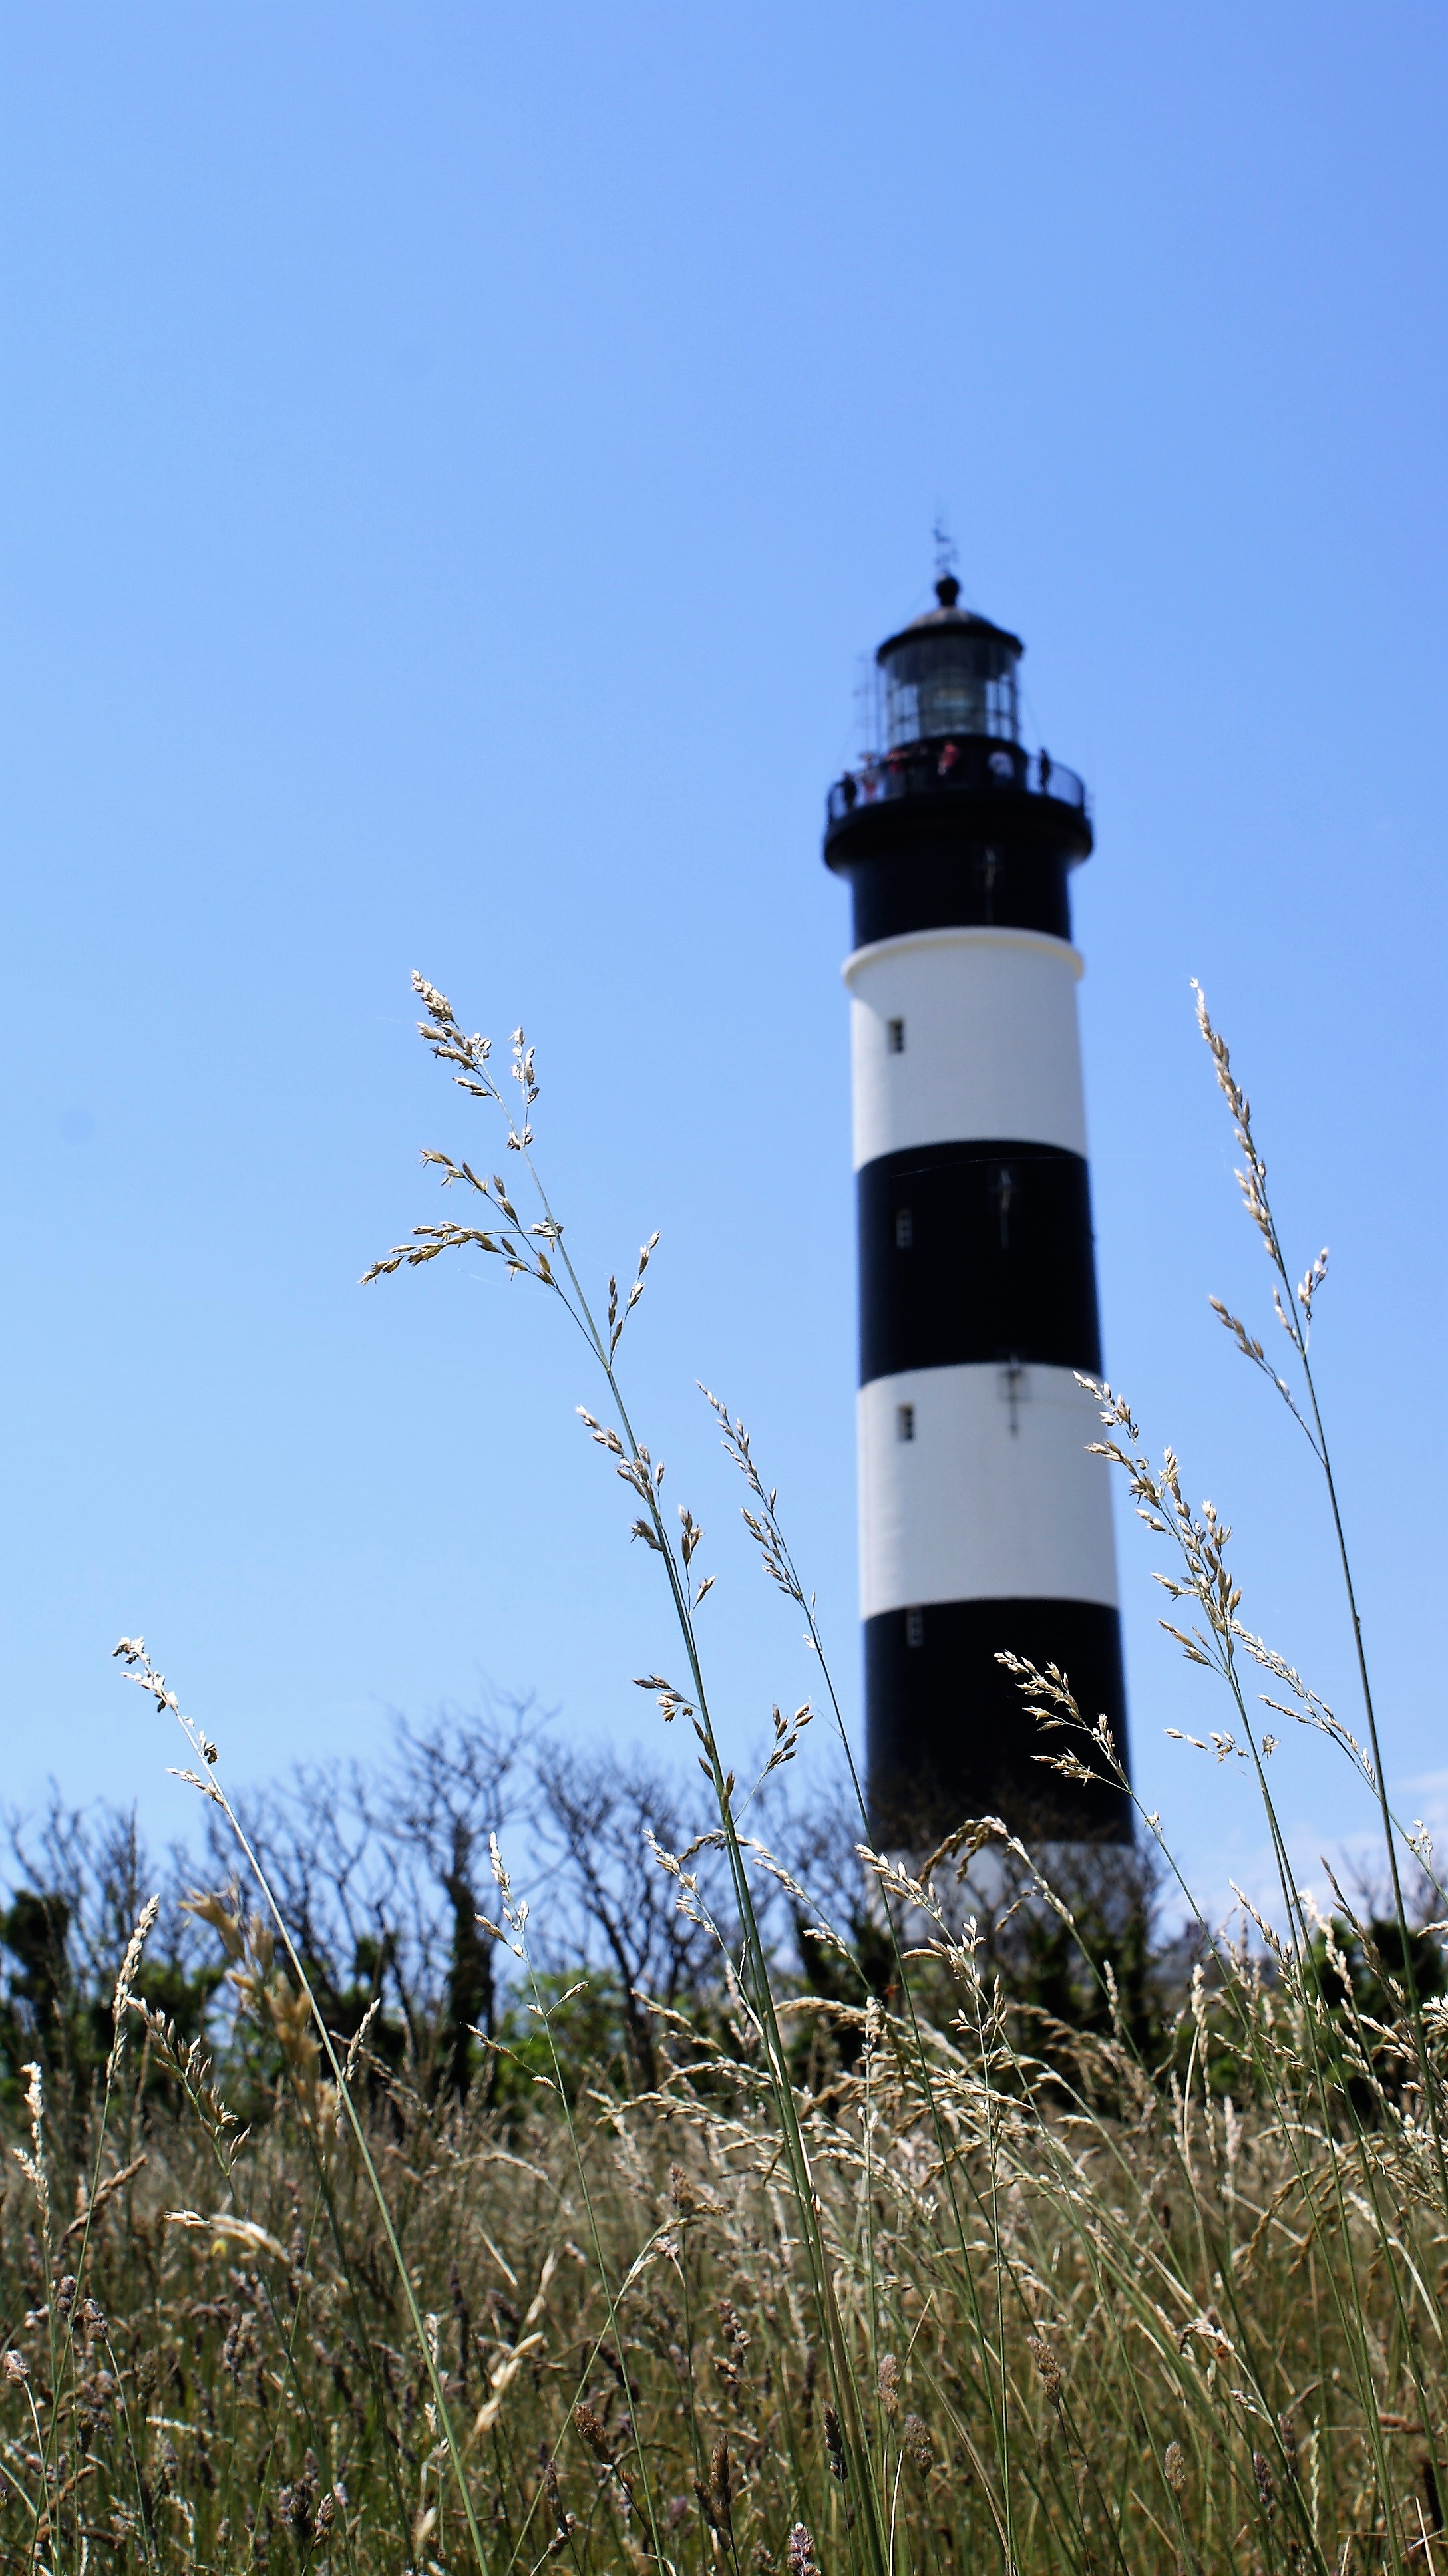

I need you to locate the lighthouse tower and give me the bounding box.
[824,577,1131,1845]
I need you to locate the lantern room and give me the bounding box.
[875,574,1022,750]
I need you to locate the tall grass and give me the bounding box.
[1,973,1443,2576]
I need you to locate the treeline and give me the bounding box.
[5,1700,1437,2134]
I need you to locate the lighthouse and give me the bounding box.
[824,577,1131,1846]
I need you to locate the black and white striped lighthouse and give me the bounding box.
[824,577,1131,1846]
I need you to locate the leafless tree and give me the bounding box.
[378,1694,536,2098]
[207,1694,536,2100]
[207,1760,411,2032]
[532,1744,736,2090]
[4,1792,222,2009]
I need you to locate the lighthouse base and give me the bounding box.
[864,1595,1132,1848]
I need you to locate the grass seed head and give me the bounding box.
[574,2401,614,2464]
[1278,2409,1300,2481]
[787,2523,822,2576]
[903,2413,934,2474]
[1027,2334,1063,2406]
[711,2432,734,2534]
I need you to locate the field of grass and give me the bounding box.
[3,978,1443,2576]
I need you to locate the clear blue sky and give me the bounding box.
[1,4,1443,1924]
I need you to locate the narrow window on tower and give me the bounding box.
[894,1206,914,1249]
[905,1607,925,1649]
[990,1162,1015,1249]
[887,1017,906,1054]
[896,1402,915,1442]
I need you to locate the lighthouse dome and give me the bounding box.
[875,575,1023,751]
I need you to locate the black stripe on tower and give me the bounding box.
[823,745,1093,948]
[865,1599,1131,1844]
[857,1140,1101,1385]
[846,840,1072,948]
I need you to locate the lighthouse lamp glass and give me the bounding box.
[880,630,1021,750]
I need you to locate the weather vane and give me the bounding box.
[932,512,959,582]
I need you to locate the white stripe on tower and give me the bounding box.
[846,925,1088,1164]
[856,1365,1117,1620]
